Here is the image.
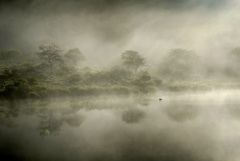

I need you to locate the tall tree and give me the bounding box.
[121,50,145,72]
[64,48,85,66]
[37,44,63,68]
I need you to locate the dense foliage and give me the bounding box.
[1,44,240,100]
[0,44,160,100]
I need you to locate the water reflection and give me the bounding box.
[135,97,151,107]
[0,92,240,161]
[122,108,146,123]
[228,105,240,120]
[64,114,84,127]
[38,112,63,136]
[164,104,199,122]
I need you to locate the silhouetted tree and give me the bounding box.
[37,44,63,70]
[121,50,145,72]
[64,48,85,66]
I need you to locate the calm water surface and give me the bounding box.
[1,90,240,161]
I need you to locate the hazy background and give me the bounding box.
[0,0,239,67]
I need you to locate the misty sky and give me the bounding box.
[0,0,240,67]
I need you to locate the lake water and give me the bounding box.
[1,90,240,161]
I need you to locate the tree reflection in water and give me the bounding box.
[122,108,146,123]
[38,112,63,136]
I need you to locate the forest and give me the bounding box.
[1,44,240,100]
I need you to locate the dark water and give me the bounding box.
[1,90,240,161]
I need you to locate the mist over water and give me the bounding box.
[1,0,240,160]
[0,91,240,161]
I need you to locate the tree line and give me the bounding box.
[1,44,240,100]
[0,44,160,100]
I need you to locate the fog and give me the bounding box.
[1,1,240,160]
[1,91,240,161]
[1,0,240,67]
